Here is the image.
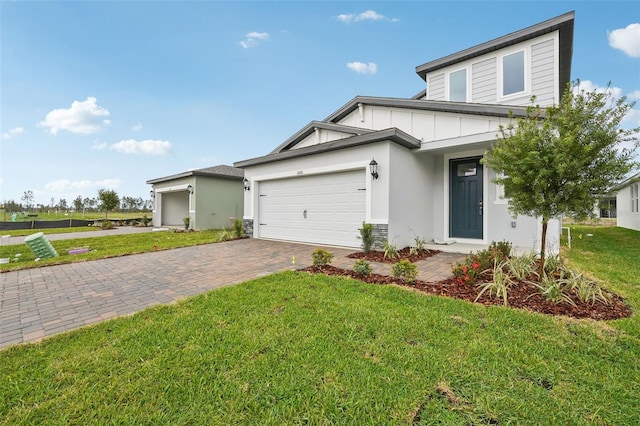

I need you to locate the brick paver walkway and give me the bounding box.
[0,239,464,350]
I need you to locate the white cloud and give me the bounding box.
[240,31,270,48]
[39,97,111,135]
[92,140,108,150]
[572,80,640,128]
[109,139,172,155]
[131,122,143,132]
[572,80,623,99]
[622,108,640,128]
[347,62,378,75]
[335,10,397,24]
[627,90,640,101]
[44,178,121,193]
[1,127,25,140]
[608,23,640,58]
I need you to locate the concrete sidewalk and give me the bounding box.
[0,238,464,350]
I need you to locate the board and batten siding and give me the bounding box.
[427,73,445,100]
[471,58,497,103]
[530,39,556,106]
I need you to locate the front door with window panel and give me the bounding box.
[450,157,483,239]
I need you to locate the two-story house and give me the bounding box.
[234,11,575,251]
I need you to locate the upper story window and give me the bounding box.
[449,69,467,102]
[632,183,639,213]
[502,50,525,96]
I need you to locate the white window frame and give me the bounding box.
[498,47,530,100]
[632,183,639,213]
[447,67,469,102]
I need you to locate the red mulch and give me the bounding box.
[347,247,442,263]
[300,264,632,321]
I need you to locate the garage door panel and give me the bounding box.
[258,170,366,247]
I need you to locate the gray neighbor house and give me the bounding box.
[147,165,244,230]
[233,12,575,252]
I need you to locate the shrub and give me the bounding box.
[359,222,375,253]
[232,218,243,238]
[353,259,372,277]
[218,228,232,242]
[533,274,576,306]
[392,260,418,284]
[451,257,483,285]
[141,214,150,227]
[507,252,537,281]
[560,269,612,305]
[383,240,398,260]
[475,259,513,306]
[101,220,113,230]
[414,235,427,252]
[183,216,191,231]
[312,249,334,266]
[489,240,512,260]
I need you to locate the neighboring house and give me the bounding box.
[614,171,640,231]
[234,12,575,250]
[147,165,244,230]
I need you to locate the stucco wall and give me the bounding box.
[617,185,640,231]
[243,142,395,239]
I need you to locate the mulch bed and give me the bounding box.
[347,247,442,263]
[300,264,632,321]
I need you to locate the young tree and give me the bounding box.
[97,189,120,219]
[483,82,639,277]
[73,195,83,213]
[21,190,34,212]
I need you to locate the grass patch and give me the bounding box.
[564,225,640,335]
[1,226,106,237]
[1,267,639,424]
[0,229,225,272]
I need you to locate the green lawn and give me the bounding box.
[1,226,638,424]
[0,229,227,272]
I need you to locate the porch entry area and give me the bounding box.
[449,157,483,239]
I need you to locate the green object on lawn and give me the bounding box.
[24,232,59,259]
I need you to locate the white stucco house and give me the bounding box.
[147,165,244,230]
[614,171,640,231]
[234,12,575,250]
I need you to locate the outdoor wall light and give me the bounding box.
[369,158,379,180]
[243,178,251,191]
[149,190,155,199]
[187,184,193,194]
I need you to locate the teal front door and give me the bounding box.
[450,157,483,239]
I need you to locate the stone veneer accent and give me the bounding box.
[371,224,388,250]
[243,219,254,238]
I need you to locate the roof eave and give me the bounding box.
[235,128,420,168]
[415,11,575,85]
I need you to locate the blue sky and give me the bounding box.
[1,1,639,206]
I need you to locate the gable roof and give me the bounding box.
[234,128,421,168]
[324,95,529,124]
[269,121,376,154]
[415,11,574,98]
[610,170,640,191]
[147,164,243,184]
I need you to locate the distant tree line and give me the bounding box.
[1,189,152,215]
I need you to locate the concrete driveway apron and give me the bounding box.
[0,238,462,350]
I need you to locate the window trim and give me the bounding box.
[632,183,639,214]
[498,47,530,100]
[445,66,470,102]
[447,67,469,102]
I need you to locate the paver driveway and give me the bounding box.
[0,238,463,350]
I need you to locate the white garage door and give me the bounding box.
[258,170,366,247]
